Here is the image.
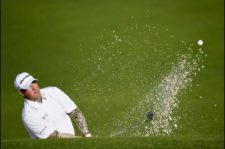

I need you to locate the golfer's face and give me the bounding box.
[22,81,41,101]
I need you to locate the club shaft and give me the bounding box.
[110,121,145,137]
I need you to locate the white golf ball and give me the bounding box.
[197,40,203,46]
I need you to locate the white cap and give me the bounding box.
[14,72,38,90]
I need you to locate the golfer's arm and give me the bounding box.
[68,108,90,136]
[47,130,77,139]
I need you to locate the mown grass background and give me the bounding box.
[1,136,224,149]
[1,0,224,148]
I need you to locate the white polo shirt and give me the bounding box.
[22,87,77,139]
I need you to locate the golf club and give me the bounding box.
[110,111,153,137]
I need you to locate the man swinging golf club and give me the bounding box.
[14,72,92,139]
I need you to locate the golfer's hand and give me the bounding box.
[84,133,92,138]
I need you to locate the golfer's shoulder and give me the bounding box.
[41,86,61,93]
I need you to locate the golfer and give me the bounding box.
[14,72,92,139]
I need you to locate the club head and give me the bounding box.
[146,111,153,121]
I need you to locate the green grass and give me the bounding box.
[1,0,224,148]
[2,136,224,149]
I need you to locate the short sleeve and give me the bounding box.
[22,115,55,139]
[53,87,77,113]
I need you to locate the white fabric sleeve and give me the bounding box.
[23,115,55,139]
[54,87,77,113]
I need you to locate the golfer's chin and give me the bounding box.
[32,94,42,102]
